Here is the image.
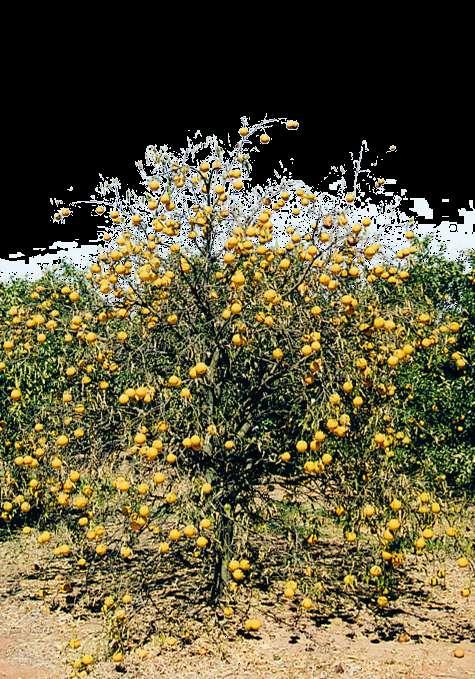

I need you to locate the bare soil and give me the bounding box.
[0,535,473,679]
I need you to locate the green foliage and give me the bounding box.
[392,242,475,490]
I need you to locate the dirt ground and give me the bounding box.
[0,536,473,679]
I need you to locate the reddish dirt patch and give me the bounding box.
[0,633,57,679]
[0,658,52,679]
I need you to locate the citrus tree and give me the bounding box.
[1,117,473,667]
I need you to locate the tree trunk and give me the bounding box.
[210,510,234,605]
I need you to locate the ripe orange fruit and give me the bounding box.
[195,362,208,376]
[120,546,133,559]
[387,519,400,532]
[244,618,262,632]
[415,537,426,550]
[232,568,244,581]
[115,477,130,492]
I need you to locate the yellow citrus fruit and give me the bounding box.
[244,618,262,631]
[390,499,402,511]
[387,519,400,532]
[195,362,208,376]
